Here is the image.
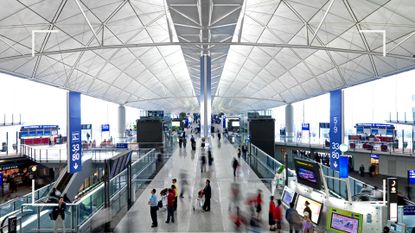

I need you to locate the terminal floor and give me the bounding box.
[114,138,290,233]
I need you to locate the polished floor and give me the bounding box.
[114,137,289,233]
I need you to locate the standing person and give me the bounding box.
[148,189,158,228]
[237,148,242,159]
[53,196,66,233]
[218,131,221,141]
[302,212,313,233]
[201,138,206,148]
[182,132,187,148]
[178,136,183,148]
[172,179,179,211]
[201,153,207,173]
[165,188,175,223]
[255,190,263,220]
[285,202,301,233]
[359,164,365,177]
[275,200,283,232]
[202,179,211,211]
[232,158,239,178]
[268,196,277,231]
[303,201,312,221]
[242,144,248,158]
[191,135,196,151]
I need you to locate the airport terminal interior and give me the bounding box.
[1,0,415,232]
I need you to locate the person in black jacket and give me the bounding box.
[53,196,66,233]
[203,179,211,211]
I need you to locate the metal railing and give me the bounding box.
[248,144,376,200]
[19,144,124,163]
[10,148,158,233]
[0,182,55,217]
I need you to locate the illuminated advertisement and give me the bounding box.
[326,208,362,233]
[331,213,359,233]
[295,194,323,224]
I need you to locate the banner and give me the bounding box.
[68,92,82,174]
[329,90,347,176]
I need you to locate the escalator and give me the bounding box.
[1,158,93,232]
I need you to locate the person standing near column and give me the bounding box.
[203,179,211,211]
[148,189,158,228]
[53,196,66,233]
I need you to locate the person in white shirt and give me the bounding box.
[371,186,383,200]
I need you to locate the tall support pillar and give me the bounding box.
[118,105,126,141]
[200,54,211,138]
[285,104,294,142]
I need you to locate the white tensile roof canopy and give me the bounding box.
[0,0,414,113]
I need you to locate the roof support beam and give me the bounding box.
[310,0,336,45]
[3,42,414,61]
[74,0,101,46]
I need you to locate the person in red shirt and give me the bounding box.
[166,187,175,223]
[269,196,277,231]
[255,189,263,220]
[275,199,283,232]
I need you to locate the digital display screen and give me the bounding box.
[331,213,359,233]
[408,170,415,185]
[294,158,321,189]
[295,194,323,224]
[282,189,295,206]
[232,121,240,127]
[298,168,317,183]
[172,121,181,127]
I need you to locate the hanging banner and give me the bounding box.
[329,90,347,176]
[68,92,82,174]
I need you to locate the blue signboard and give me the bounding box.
[101,124,110,132]
[68,92,82,174]
[371,154,379,159]
[21,125,59,130]
[223,116,226,129]
[0,173,3,186]
[330,90,348,177]
[404,205,415,215]
[408,170,415,185]
[301,123,310,131]
[355,123,395,128]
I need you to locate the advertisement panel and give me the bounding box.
[326,207,363,233]
[68,92,82,174]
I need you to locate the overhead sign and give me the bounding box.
[355,123,395,128]
[0,173,3,186]
[387,177,398,222]
[330,90,348,177]
[302,123,310,131]
[371,154,380,159]
[21,125,59,130]
[101,124,110,132]
[408,170,415,185]
[68,92,82,174]
[81,124,92,130]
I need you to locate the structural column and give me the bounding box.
[200,54,211,138]
[285,104,294,142]
[118,105,126,140]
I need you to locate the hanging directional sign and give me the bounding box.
[68,92,82,174]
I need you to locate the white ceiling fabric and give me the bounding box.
[0,0,414,113]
